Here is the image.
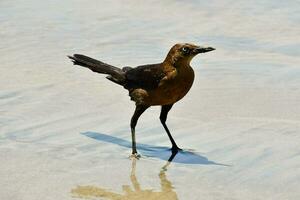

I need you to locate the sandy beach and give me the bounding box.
[1,0,300,199]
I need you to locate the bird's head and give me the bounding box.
[164,43,215,66]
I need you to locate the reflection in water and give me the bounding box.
[71,152,179,200]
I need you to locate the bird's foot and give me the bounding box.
[171,146,182,153]
[129,152,141,159]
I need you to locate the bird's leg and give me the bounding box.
[160,104,181,152]
[130,105,149,156]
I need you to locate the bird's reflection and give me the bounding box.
[71,151,179,200]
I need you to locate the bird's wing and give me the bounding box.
[124,63,165,90]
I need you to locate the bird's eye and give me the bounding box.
[181,47,190,53]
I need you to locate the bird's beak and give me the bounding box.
[193,46,215,54]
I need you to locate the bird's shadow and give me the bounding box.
[82,131,228,166]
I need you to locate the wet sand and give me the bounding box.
[1,0,300,199]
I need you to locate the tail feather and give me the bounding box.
[68,54,125,85]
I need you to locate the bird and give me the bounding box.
[68,43,215,157]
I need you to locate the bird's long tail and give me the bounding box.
[68,54,125,85]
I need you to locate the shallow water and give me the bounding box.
[1,1,300,200]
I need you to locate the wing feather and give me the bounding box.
[124,63,165,90]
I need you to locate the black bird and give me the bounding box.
[68,43,215,157]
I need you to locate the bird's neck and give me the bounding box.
[163,58,191,70]
[163,53,192,69]
[175,59,192,69]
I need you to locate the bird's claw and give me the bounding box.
[171,146,182,153]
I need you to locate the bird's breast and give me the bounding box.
[145,66,195,105]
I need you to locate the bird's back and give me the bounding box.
[124,63,165,90]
